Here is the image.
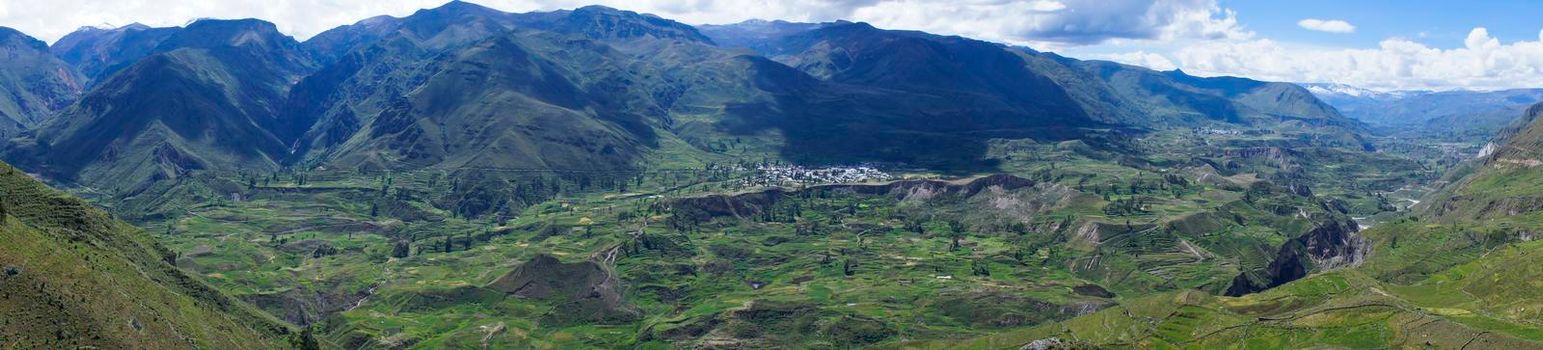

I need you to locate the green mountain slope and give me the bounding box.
[289,3,691,179]
[510,5,715,44]
[10,19,315,187]
[698,19,829,53]
[751,22,1094,129]
[707,21,1362,140]
[0,162,296,348]
[0,4,1439,348]
[323,31,652,173]
[912,270,1541,349]
[50,23,179,84]
[0,27,83,138]
[302,1,522,67]
[927,103,1543,349]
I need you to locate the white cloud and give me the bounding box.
[1166,27,1543,91]
[1297,18,1355,33]
[1028,0,1068,12]
[1097,51,1179,70]
[0,0,452,43]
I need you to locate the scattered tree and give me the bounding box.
[392,241,411,258]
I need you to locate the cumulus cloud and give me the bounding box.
[1297,18,1355,33]
[845,0,1249,47]
[0,0,451,43]
[1097,51,1179,70]
[1167,27,1543,91]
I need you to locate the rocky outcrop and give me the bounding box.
[244,285,371,326]
[1225,215,1364,296]
[666,174,1036,219]
[1209,147,1295,161]
[487,254,639,324]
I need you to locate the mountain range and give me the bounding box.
[0,27,82,139]
[1303,83,1543,142]
[7,1,1535,349]
[0,1,1360,190]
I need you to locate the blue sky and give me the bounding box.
[2,0,1540,91]
[1223,0,1540,50]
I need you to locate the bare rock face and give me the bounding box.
[487,254,639,324]
[666,174,1038,219]
[1225,214,1365,296]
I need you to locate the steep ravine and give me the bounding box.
[1224,214,1366,296]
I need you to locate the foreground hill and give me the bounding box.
[0,27,83,138]
[0,161,295,348]
[917,104,1543,349]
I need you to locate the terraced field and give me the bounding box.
[53,124,1461,348]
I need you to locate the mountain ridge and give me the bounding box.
[0,26,84,138]
[9,18,315,186]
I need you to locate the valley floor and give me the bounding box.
[52,125,1528,349]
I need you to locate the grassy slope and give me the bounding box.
[0,162,295,349]
[914,106,1543,350]
[909,263,1543,349]
[85,119,1432,348]
[6,7,1462,348]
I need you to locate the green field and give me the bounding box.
[48,123,1506,349]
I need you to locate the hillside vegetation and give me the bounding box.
[0,161,299,348]
[0,2,1534,349]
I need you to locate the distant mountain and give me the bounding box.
[303,3,711,67]
[0,161,295,348]
[288,2,690,170]
[1302,83,1543,140]
[50,24,179,83]
[316,31,654,173]
[747,22,1094,128]
[10,3,1367,194]
[1302,83,1413,100]
[708,20,1362,136]
[303,0,521,66]
[510,5,714,43]
[0,3,1441,348]
[698,19,830,52]
[0,27,83,138]
[11,19,315,186]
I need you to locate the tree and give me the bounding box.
[948,220,965,251]
[297,327,320,350]
[971,259,991,276]
[0,199,9,224]
[392,241,411,258]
